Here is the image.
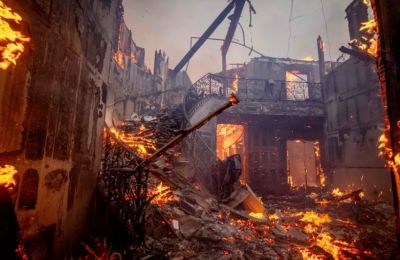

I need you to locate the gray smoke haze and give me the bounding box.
[123,0,353,81]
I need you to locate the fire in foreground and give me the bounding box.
[0,2,30,70]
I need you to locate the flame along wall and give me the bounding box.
[323,0,392,201]
[324,56,391,200]
[0,0,120,258]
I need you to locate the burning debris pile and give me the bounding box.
[107,106,186,158]
[95,95,396,259]
[142,185,396,260]
[97,115,397,260]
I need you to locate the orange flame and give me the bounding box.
[148,182,175,206]
[300,211,331,226]
[378,129,400,186]
[0,2,30,70]
[113,50,125,70]
[331,188,344,197]
[350,0,377,57]
[231,73,239,94]
[249,211,265,220]
[0,164,17,189]
[109,125,156,158]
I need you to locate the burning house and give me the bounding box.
[1,0,400,259]
[216,57,326,196]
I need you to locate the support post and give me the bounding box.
[171,0,237,77]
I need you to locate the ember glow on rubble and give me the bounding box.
[299,211,331,225]
[108,126,157,158]
[4,0,400,259]
[331,188,344,197]
[148,182,176,206]
[0,2,30,70]
[0,164,17,189]
[248,211,265,220]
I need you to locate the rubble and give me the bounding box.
[96,103,396,259]
[140,185,396,259]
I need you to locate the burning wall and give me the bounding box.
[324,0,390,201]
[0,0,121,257]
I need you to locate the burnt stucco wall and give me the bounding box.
[0,0,118,257]
[324,57,391,201]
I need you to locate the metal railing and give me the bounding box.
[181,73,323,182]
[183,73,322,118]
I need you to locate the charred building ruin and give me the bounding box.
[216,57,325,196]
[0,0,398,258]
[0,0,190,258]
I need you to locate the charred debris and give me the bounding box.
[0,0,399,259]
[95,97,396,259]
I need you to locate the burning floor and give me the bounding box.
[138,183,396,260]
[94,175,397,259]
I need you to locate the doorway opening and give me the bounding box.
[286,140,324,188]
[216,124,247,182]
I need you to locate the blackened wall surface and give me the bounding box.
[215,57,325,195]
[324,57,391,200]
[0,0,119,257]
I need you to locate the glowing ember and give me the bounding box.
[331,188,344,197]
[0,2,31,70]
[229,218,255,229]
[229,93,239,105]
[313,141,326,187]
[299,248,324,260]
[302,55,314,61]
[249,212,265,220]
[300,211,331,226]
[148,182,175,206]
[378,130,400,189]
[129,53,137,64]
[113,50,125,70]
[268,213,280,221]
[108,125,156,158]
[287,174,293,187]
[231,73,239,94]
[0,164,17,189]
[315,232,363,260]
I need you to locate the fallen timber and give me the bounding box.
[132,93,240,172]
[98,94,240,246]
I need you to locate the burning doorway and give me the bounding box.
[216,124,247,181]
[287,140,323,188]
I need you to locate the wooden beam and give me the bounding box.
[370,0,400,252]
